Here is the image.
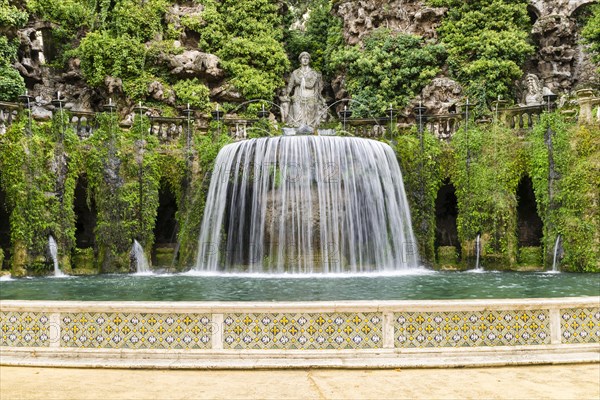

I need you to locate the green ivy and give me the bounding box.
[0,0,28,29]
[198,0,289,101]
[0,112,82,273]
[78,31,146,87]
[285,0,343,78]
[172,78,211,111]
[581,2,600,72]
[451,120,524,267]
[112,0,169,42]
[394,128,443,263]
[527,114,599,271]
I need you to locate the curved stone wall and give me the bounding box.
[1,298,598,368]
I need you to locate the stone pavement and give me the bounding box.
[0,363,599,399]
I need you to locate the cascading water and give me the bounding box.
[48,236,64,277]
[552,235,561,273]
[195,136,419,273]
[131,240,151,274]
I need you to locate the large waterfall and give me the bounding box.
[195,136,418,273]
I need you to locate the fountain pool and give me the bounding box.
[1,271,599,301]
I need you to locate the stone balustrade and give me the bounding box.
[0,102,21,135]
[70,111,98,139]
[502,105,543,130]
[0,94,596,143]
[149,116,186,143]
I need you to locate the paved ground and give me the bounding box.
[0,363,599,399]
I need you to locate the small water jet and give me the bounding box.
[552,235,561,272]
[131,240,151,274]
[48,236,64,277]
[474,233,482,271]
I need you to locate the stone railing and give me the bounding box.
[345,118,387,138]
[501,105,543,131]
[0,102,21,135]
[1,297,598,368]
[0,95,597,143]
[426,113,463,140]
[149,116,186,143]
[70,111,98,139]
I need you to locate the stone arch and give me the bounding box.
[569,0,597,17]
[434,179,460,251]
[73,175,97,249]
[152,180,179,267]
[516,175,543,247]
[527,4,541,25]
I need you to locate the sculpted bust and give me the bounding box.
[524,74,543,106]
[282,52,326,129]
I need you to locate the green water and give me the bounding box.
[1,271,598,301]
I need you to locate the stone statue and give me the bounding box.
[281,52,326,131]
[523,74,543,106]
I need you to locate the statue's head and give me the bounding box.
[299,52,311,65]
[526,74,541,94]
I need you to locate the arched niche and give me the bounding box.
[153,182,178,267]
[516,175,543,247]
[73,176,97,249]
[435,179,460,256]
[527,4,541,26]
[0,186,10,257]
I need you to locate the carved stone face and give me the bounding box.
[300,54,310,66]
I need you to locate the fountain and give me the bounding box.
[195,136,418,273]
[552,234,561,272]
[474,233,482,271]
[130,239,151,274]
[48,235,64,277]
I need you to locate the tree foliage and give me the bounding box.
[429,0,534,102]
[284,0,343,77]
[198,0,289,100]
[330,29,446,115]
[78,31,146,87]
[581,2,600,72]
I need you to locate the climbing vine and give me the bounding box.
[0,112,82,274]
[528,113,599,272]
[451,120,525,268]
[394,128,443,264]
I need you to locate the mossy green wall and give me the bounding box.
[0,111,598,274]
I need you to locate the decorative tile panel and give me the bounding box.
[560,308,600,344]
[223,312,382,350]
[60,312,212,349]
[394,310,550,348]
[1,311,52,347]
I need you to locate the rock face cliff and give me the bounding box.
[7,0,599,117]
[332,0,598,103]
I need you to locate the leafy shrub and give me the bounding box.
[330,29,446,115]
[429,0,534,101]
[0,66,25,101]
[581,2,600,72]
[78,31,146,87]
[285,0,343,77]
[112,0,169,42]
[0,0,28,29]
[219,35,289,100]
[198,0,289,101]
[26,0,93,31]
[172,78,211,111]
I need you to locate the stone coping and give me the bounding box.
[2,297,598,312]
